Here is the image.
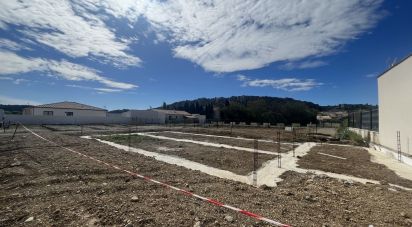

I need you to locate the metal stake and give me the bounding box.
[252,139,258,186]
[292,129,296,157]
[11,123,19,141]
[128,128,132,152]
[277,131,281,168]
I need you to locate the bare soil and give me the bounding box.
[99,134,275,175]
[1,129,412,226]
[174,127,339,144]
[150,131,294,153]
[297,144,412,188]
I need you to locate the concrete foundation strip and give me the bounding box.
[317,152,347,160]
[20,124,290,227]
[160,130,298,146]
[136,132,280,155]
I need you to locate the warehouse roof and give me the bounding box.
[152,109,190,115]
[32,101,107,111]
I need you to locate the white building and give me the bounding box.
[23,101,107,117]
[123,109,206,124]
[378,54,412,154]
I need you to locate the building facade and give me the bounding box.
[378,54,412,153]
[23,101,107,117]
[123,109,206,124]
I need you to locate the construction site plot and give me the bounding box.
[1,125,412,227]
[168,126,336,142]
[98,134,275,175]
[297,144,412,188]
[144,131,296,153]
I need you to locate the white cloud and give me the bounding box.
[66,84,122,93]
[0,51,137,90]
[0,76,13,80]
[0,95,41,105]
[0,0,384,73]
[236,74,249,82]
[0,38,32,51]
[0,0,141,67]
[365,73,377,78]
[280,60,328,70]
[237,74,323,91]
[90,0,382,72]
[13,78,29,85]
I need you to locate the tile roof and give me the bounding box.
[35,101,107,111]
[152,109,190,115]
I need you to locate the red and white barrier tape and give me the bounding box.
[21,124,290,227]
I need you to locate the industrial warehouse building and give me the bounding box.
[23,101,108,117]
[122,109,206,124]
[378,54,412,154]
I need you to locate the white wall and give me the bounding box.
[30,107,107,117]
[125,110,166,124]
[4,114,130,125]
[378,56,412,154]
[349,128,380,144]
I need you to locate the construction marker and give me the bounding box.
[20,124,290,227]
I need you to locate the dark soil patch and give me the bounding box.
[297,144,412,188]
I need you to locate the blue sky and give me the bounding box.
[0,0,411,110]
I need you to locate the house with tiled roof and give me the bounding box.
[23,101,107,117]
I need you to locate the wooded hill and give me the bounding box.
[162,96,377,125]
[162,96,320,125]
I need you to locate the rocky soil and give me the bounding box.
[1,128,412,226]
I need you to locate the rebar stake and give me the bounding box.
[128,128,132,152]
[277,131,281,168]
[292,129,296,157]
[10,123,19,141]
[253,139,258,187]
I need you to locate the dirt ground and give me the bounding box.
[173,126,340,144]
[149,131,294,153]
[98,134,275,175]
[297,144,412,188]
[1,128,412,226]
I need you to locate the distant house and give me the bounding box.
[123,109,205,124]
[378,54,412,153]
[23,101,107,117]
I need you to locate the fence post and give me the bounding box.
[359,111,363,129]
[370,110,373,130]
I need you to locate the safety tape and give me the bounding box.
[20,124,290,227]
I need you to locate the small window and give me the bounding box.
[65,112,74,116]
[43,111,53,116]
